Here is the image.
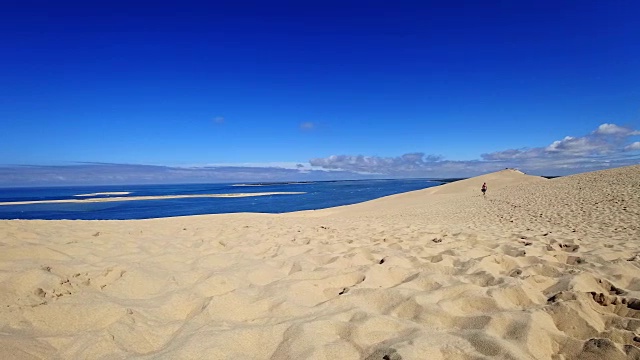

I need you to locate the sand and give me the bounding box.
[75,192,132,197]
[0,165,639,359]
[0,192,305,206]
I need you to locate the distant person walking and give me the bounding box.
[481,182,487,196]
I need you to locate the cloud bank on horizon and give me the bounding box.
[1,123,639,186]
[311,123,640,176]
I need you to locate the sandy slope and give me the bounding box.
[0,165,639,359]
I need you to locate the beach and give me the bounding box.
[1,165,639,359]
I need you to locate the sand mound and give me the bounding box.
[427,168,546,195]
[1,165,639,359]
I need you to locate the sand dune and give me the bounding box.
[0,165,639,359]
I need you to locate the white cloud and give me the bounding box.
[312,123,640,176]
[181,162,310,170]
[213,116,225,124]
[481,148,542,160]
[625,142,640,151]
[483,123,638,160]
[544,136,609,155]
[300,122,316,131]
[0,162,369,187]
[593,123,638,136]
[310,153,444,174]
[3,124,639,186]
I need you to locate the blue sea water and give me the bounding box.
[0,179,442,220]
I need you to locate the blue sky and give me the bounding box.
[1,1,639,185]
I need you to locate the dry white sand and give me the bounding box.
[0,165,638,359]
[0,192,305,206]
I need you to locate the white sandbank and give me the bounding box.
[74,192,132,197]
[0,192,305,206]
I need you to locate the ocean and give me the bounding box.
[0,179,442,220]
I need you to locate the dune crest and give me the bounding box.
[427,168,546,195]
[1,165,639,359]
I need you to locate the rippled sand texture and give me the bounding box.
[1,165,639,359]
